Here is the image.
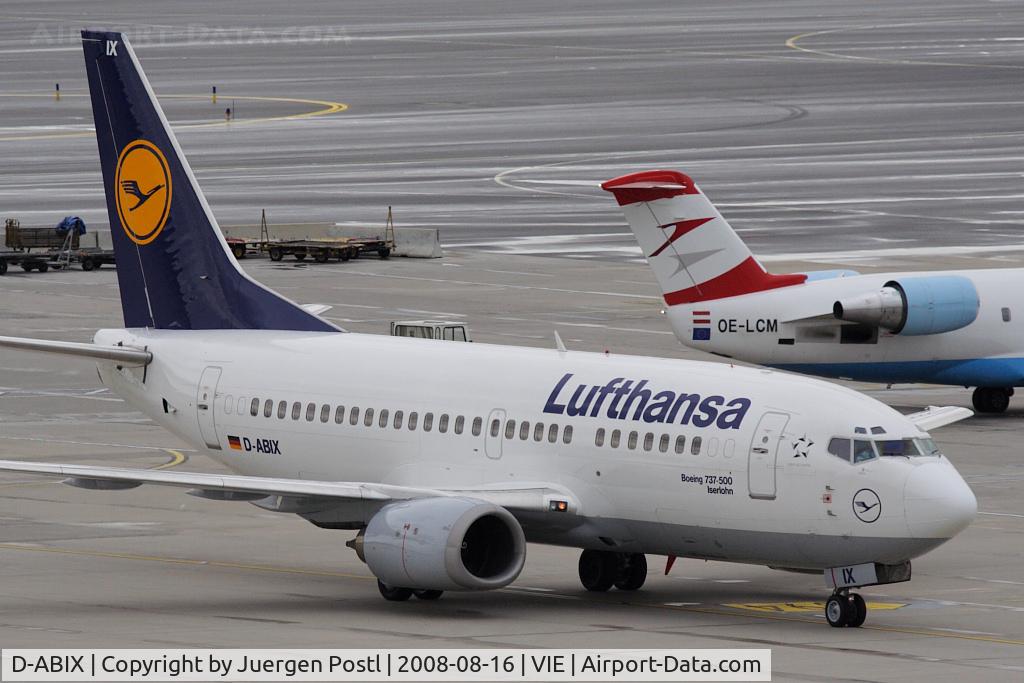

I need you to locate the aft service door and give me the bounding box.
[484,409,506,459]
[747,411,789,499]
[196,366,223,450]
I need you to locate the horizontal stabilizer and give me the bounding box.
[0,335,151,366]
[906,405,973,431]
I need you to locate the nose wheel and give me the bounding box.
[825,590,867,627]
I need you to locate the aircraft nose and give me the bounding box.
[904,462,976,539]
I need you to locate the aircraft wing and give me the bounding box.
[905,405,974,431]
[0,460,577,514]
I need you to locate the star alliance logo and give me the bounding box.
[792,434,813,458]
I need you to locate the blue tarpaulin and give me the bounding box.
[56,216,87,235]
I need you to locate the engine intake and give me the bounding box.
[358,497,526,591]
[833,275,979,336]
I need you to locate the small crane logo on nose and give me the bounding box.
[852,488,881,523]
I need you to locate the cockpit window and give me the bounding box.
[878,438,920,457]
[916,438,941,456]
[827,438,851,461]
[853,439,877,463]
[870,426,886,435]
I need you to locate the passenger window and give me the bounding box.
[454,416,464,435]
[1002,307,1011,322]
[853,439,876,463]
[547,424,558,443]
[519,421,530,440]
[643,432,654,452]
[659,434,670,453]
[263,399,273,418]
[691,436,702,455]
[278,400,287,419]
[250,398,259,417]
[291,402,301,420]
[423,412,433,432]
[237,397,247,415]
[224,395,233,415]
[828,438,851,462]
[627,431,638,450]
[724,439,735,459]
[595,428,605,447]
[563,425,573,444]
[335,405,345,424]
[394,410,404,429]
[349,407,360,426]
[408,412,418,430]
[320,404,330,423]
[490,418,500,437]
[675,435,686,454]
[379,409,389,428]
[471,417,482,436]
[708,437,719,457]
[439,414,449,433]
[610,429,621,448]
[505,420,515,439]
[533,422,544,441]
[305,402,315,421]
[364,408,375,427]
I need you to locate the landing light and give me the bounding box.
[549,500,568,512]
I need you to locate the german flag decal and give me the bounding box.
[227,435,242,450]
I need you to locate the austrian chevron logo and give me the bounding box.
[114,139,172,245]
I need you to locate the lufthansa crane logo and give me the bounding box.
[852,488,881,523]
[114,139,172,245]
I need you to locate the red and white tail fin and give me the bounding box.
[602,170,805,305]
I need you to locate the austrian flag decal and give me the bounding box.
[692,310,711,341]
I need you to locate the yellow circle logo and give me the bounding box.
[114,139,172,245]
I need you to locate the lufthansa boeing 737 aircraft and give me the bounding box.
[604,170,1024,414]
[0,32,978,628]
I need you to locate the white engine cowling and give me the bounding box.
[362,497,526,591]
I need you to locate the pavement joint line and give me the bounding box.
[0,93,349,142]
[1,537,1020,647]
[0,542,374,581]
[651,602,1024,646]
[784,20,1024,71]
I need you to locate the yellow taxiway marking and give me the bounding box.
[0,93,349,142]
[0,448,188,488]
[656,602,1024,646]
[785,23,1024,71]
[725,600,905,614]
[151,448,188,470]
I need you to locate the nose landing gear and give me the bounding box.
[825,590,867,628]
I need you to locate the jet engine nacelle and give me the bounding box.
[360,497,526,591]
[833,275,979,336]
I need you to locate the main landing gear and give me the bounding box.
[578,550,648,592]
[973,387,1013,414]
[377,580,444,602]
[825,590,867,628]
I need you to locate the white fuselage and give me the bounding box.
[94,328,975,570]
[669,268,1024,386]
